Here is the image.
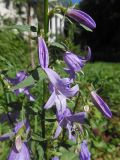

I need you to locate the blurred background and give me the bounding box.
[0,0,120,160]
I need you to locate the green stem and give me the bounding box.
[44,0,49,36]
[73,91,81,113]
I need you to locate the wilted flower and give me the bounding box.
[64,47,91,78]
[44,68,79,112]
[66,8,96,30]
[38,37,49,69]
[79,140,91,160]
[54,108,86,139]
[91,91,112,118]
[6,71,35,101]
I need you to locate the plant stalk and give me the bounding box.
[44,0,49,36]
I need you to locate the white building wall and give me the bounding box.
[0,0,64,41]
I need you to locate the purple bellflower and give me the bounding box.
[66,8,96,30]
[52,156,59,160]
[54,108,86,139]
[6,71,35,101]
[64,47,91,79]
[79,140,91,160]
[38,36,49,69]
[0,120,30,160]
[8,142,30,160]
[91,91,112,118]
[44,68,79,113]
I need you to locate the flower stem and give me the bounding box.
[40,2,49,159]
[44,0,49,36]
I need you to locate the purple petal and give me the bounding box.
[85,46,91,61]
[44,68,60,86]
[67,112,87,124]
[91,91,112,118]
[79,140,91,160]
[55,94,67,114]
[0,132,15,141]
[6,71,34,101]
[38,37,49,69]
[54,124,62,139]
[64,52,83,72]
[6,71,27,85]
[52,156,59,160]
[62,84,79,98]
[8,142,30,160]
[24,89,35,101]
[66,123,72,140]
[64,68,76,80]
[16,71,28,83]
[14,119,30,134]
[44,91,56,109]
[0,111,20,124]
[64,47,91,73]
[67,9,96,30]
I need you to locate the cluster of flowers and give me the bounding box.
[0,8,112,160]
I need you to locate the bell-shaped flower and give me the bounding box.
[91,91,112,118]
[66,8,96,30]
[38,37,49,69]
[54,108,86,139]
[44,68,79,112]
[79,140,91,160]
[64,47,91,79]
[6,71,35,101]
[8,142,30,160]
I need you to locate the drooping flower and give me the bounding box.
[38,36,49,69]
[64,47,91,79]
[0,120,30,160]
[6,71,35,101]
[66,8,96,30]
[44,68,79,113]
[79,140,91,160]
[54,108,86,139]
[91,91,112,118]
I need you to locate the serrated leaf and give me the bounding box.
[80,24,93,32]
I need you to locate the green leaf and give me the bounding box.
[61,151,79,160]
[1,25,31,32]
[80,24,93,32]
[11,68,46,91]
[50,42,66,51]
[0,55,14,68]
